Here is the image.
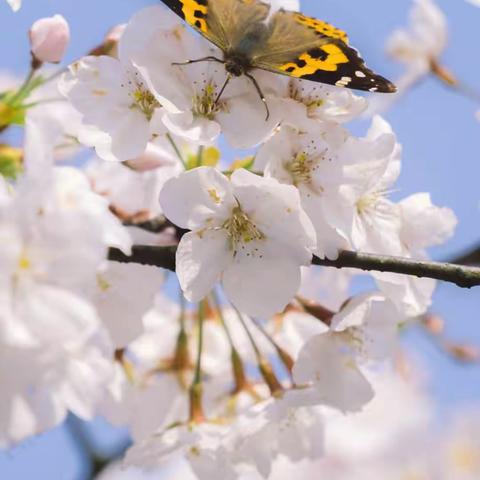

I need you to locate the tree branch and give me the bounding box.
[311,251,480,288]
[108,245,480,289]
[447,242,480,266]
[108,244,177,272]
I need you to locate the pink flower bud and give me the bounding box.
[29,15,70,64]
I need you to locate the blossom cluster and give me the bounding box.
[0,0,469,478]
[100,371,480,480]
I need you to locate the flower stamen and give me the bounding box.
[131,88,159,120]
[222,206,264,252]
[285,151,324,195]
[192,82,223,120]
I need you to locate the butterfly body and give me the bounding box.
[224,52,251,76]
[160,0,396,94]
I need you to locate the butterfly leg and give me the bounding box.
[172,56,224,67]
[244,72,270,121]
[215,74,232,105]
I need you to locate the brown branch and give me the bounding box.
[312,251,480,288]
[107,245,480,289]
[108,244,177,271]
[447,243,480,266]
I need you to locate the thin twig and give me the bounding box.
[107,245,480,289]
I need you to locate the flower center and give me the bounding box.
[286,151,314,185]
[356,188,392,215]
[223,206,264,252]
[285,151,324,196]
[356,193,379,214]
[288,81,324,114]
[131,88,159,121]
[192,82,223,120]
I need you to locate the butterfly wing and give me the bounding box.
[159,0,270,52]
[292,12,349,44]
[251,9,396,93]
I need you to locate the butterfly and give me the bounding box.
[160,0,396,118]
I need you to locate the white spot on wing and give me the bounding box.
[335,76,352,88]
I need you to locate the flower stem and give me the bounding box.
[212,291,249,392]
[295,295,335,326]
[232,305,283,395]
[172,292,191,386]
[9,67,37,106]
[166,133,187,169]
[251,318,295,376]
[189,300,206,423]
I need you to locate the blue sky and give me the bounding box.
[0,0,479,478]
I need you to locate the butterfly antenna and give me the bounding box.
[215,74,232,105]
[245,72,270,121]
[172,56,224,67]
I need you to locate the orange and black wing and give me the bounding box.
[159,0,270,52]
[251,9,396,93]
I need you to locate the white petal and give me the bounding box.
[162,111,221,145]
[293,333,374,412]
[374,270,436,317]
[160,167,236,230]
[95,262,164,348]
[223,242,302,318]
[230,169,316,264]
[176,229,231,302]
[119,5,185,63]
[400,192,457,250]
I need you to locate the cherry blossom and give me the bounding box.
[125,392,325,480]
[387,0,448,88]
[277,79,367,132]
[328,116,403,255]
[0,119,130,446]
[60,55,164,162]
[292,291,404,413]
[128,6,282,148]
[373,193,457,316]
[292,330,374,413]
[159,167,316,317]
[256,124,350,259]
